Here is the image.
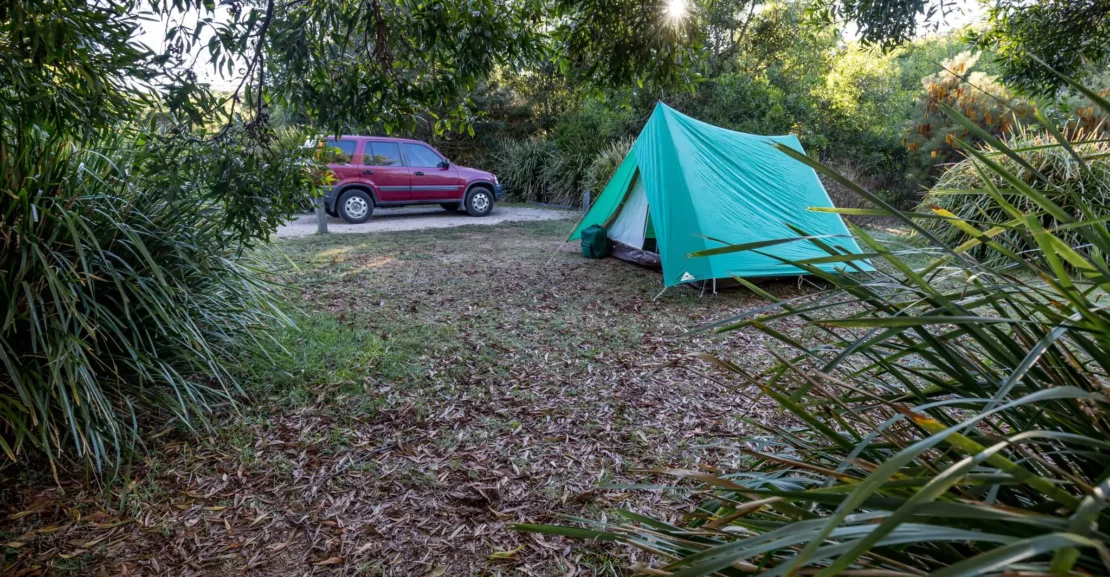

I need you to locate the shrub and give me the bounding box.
[521,80,1110,576]
[541,147,592,205]
[583,136,635,194]
[905,51,1033,183]
[551,99,638,157]
[491,137,592,206]
[0,132,294,470]
[919,127,1110,265]
[491,137,554,202]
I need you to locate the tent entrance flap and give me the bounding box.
[607,176,649,249]
[569,148,640,241]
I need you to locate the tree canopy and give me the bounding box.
[811,0,1110,96]
[974,0,1110,96]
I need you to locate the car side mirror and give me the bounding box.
[438,160,450,169]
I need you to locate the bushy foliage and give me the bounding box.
[550,99,640,157]
[521,81,1110,577]
[0,132,295,469]
[919,128,1110,264]
[135,126,318,247]
[484,96,638,205]
[583,137,635,194]
[490,137,592,205]
[905,51,1033,182]
[490,137,555,202]
[1055,73,1110,134]
[1,0,317,469]
[541,147,592,205]
[975,0,1110,96]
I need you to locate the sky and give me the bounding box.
[134,6,238,90]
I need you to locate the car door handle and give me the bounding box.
[413,171,425,176]
[361,170,374,175]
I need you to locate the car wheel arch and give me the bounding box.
[337,184,379,206]
[464,184,495,216]
[465,181,495,198]
[463,184,495,206]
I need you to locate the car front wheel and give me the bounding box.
[465,188,494,217]
[338,190,374,223]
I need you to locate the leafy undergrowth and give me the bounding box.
[1,217,821,576]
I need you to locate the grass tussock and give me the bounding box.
[583,136,634,195]
[919,126,1110,264]
[0,133,293,470]
[491,137,595,206]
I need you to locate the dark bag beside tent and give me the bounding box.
[580,225,611,259]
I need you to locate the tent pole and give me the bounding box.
[713,278,717,295]
[652,286,668,302]
[542,205,593,269]
[547,170,639,271]
[541,240,569,269]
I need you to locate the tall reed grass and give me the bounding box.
[919,126,1110,265]
[583,136,634,195]
[490,137,592,205]
[0,132,293,471]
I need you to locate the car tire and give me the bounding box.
[338,190,374,223]
[440,202,461,211]
[464,187,494,217]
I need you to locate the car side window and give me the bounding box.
[322,139,356,164]
[364,142,402,166]
[402,143,443,168]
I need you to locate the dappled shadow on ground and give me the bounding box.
[1,220,814,576]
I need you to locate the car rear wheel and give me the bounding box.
[338,190,374,223]
[440,202,461,211]
[465,188,494,217]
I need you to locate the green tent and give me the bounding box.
[570,103,872,286]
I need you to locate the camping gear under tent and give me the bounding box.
[570,103,873,286]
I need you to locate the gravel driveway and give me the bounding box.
[274,205,575,238]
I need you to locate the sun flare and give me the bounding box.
[665,0,687,20]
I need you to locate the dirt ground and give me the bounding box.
[274,205,572,238]
[1,219,817,577]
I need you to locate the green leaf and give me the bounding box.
[819,316,1030,328]
[689,235,846,258]
[931,533,1104,577]
[512,524,620,541]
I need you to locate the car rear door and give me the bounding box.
[360,140,410,202]
[323,138,360,182]
[403,142,462,202]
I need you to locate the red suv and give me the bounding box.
[318,136,502,223]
